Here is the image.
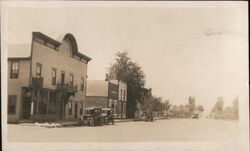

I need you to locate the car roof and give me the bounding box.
[102,108,112,110]
[84,107,102,110]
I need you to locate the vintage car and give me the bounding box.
[79,107,105,126]
[192,113,199,119]
[101,108,114,125]
[143,112,154,122]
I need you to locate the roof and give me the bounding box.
[8,32,91,62]
[33,32,91,62]
[33,32,61,47]
[8,44,31,58]
[101,108,112,110]
[84,107,102,110]
[86,80,109,97]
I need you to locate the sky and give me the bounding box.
[5,2,248,113]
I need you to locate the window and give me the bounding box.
[36,63,42,77]
[10,61,19,79]
[80,103,83,115]
[108,99,112,108]
[51,68,57,85]
[124,90,126,101]
[120,89,122,101]
[81,77,84,91]
[8,95,17,114]
[70,74,74,85]
[68,102,72,115]
[115,103,118,114]
[61,71,65,84]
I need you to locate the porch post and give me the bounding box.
[62,95,65,120]
[30,102,34,115]
[30,89,34,115]
[121,102,123,119]
[47,91,50,115]
[36,89,40,115]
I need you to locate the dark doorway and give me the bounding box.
[74,103,78,118]
[61,71,65,84]
[22,97,31,119]
[60,97,65,120]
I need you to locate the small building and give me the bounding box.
[7,32,91,123]
[86,79,127,119]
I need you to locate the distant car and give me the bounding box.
[192,113,199,119]
[79,107,104,126]
[101,108,114,125]
[143,112,154,122]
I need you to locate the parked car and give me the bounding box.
[192,113,199,119]
[101,108,114,125]
[79,107,105,126]
[143,112,154,122]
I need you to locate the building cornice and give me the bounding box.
[33,32,91,62]
[8,57,31,60]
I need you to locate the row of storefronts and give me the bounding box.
[86,79,127,119]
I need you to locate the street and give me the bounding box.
[8,119,238,142]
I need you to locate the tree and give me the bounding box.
[152,97,165,112]
[142,95,154,112]
[164,100,171,112]
[232,97,239,119]
[196,105,204,113]
[211,97,224,113]
[108,51,146,118]
[188,96,196,115]
[223,106,233,119]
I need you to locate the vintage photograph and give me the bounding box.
[1,1,248,151]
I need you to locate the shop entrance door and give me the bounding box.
[22,97,31,119]
[74,103,78,118]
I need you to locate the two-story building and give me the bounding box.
[86,78,127,119]
[7,32,91,123]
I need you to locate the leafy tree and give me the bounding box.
[196,105,204,113]
[211,97,224,113]
[152,97,165,112]
[108,51,145,118]
[164,100,171,112]
[141,89,154,113]
[232,97,239,118]
[188,96,196,115]
[223,106,233,118]
[209,97,239,119]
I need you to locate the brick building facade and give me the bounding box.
[8,32,91,123]
[86,80,127,119]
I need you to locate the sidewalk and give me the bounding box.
[16,117,169,127]
[18,120,79,128]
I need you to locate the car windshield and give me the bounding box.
[84,110,93,114]
[102,110,109,113]
[94,109,101,114]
